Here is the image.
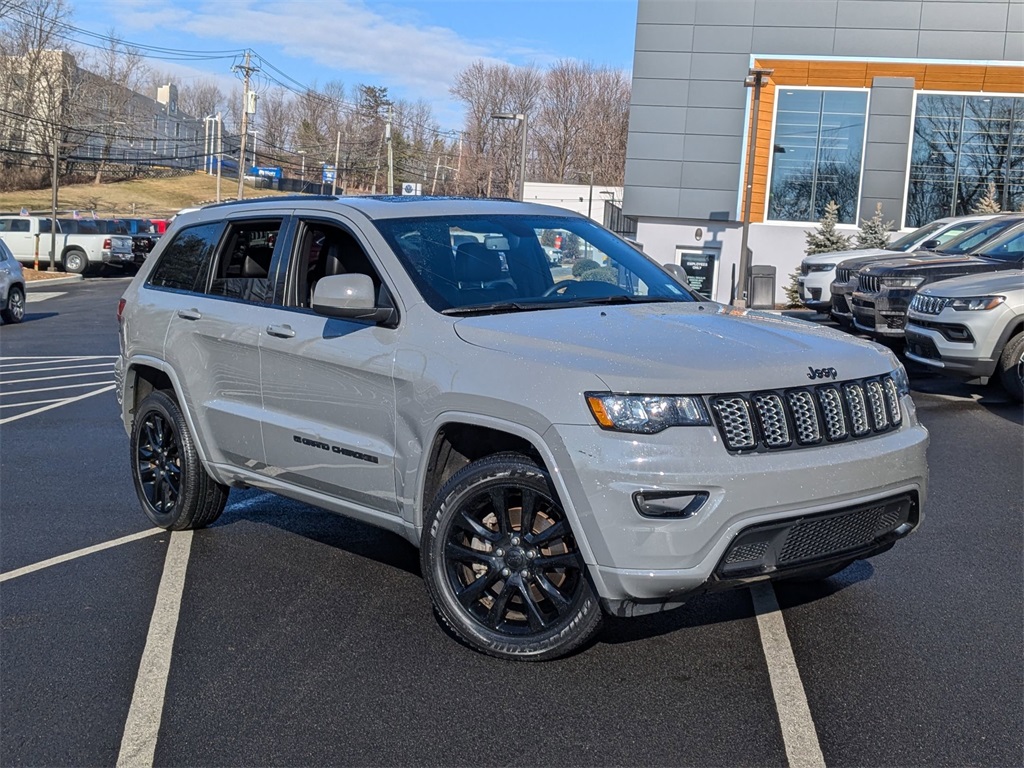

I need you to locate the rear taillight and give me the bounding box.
[103,237,112,249]
[117,298,126,323]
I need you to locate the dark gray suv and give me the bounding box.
[116,196,929,660]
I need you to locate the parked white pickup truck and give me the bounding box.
[0,215,134,273]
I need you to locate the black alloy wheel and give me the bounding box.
[130,390,228,530]
[1,285,24,324]
[422,453,602,660]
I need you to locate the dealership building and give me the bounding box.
[622,0,1023,304]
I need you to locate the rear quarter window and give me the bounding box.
[147,223,222,293]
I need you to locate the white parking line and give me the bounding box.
[0,355,116,366]
[0,384,115,425]
[1,370,115,385]
[0,361,114,375]
[24,291,66,302]
[0,397,69,409]
[750,582,826,768]
[0,381,116,396]
[117,531,193,768]
[0,528,163,583]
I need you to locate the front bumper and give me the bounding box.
[546,412,928,611]
[829,279,855,322]
[904,312,1004,379]
[798,272,833,312]
[852,289,915,338]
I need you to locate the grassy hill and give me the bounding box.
[0,173,296,219]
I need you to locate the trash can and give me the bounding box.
[749,265,776,310]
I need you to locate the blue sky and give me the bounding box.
[78,0,639,128]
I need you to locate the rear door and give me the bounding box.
[256,210,401,515]
[154,214,288,469]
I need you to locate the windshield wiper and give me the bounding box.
[442,302,547,316]
[562,295,681,306]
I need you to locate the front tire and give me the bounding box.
[130,390,228,530]
[997,332,1024,402]
[421,453,602,661]
[1,285,25,324]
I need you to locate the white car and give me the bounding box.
[798,214,1002,314]
[905,269,1024,402]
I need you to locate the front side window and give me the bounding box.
[977,229,1024,263]
[906,94,1024,227]
[937,218,1019,255]
[374,215,695,314]
[768,89,868,224]
[0,219,29,233]
[148,222,222,292]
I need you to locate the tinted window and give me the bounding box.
[979,230,1024,263]
[207,220,281,303]
[938,219,1019,254]
[148,223,221,292]
[0,219,30,233]
[375,215,695,313]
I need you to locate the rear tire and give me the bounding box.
[421,452,603,661]
[63,249,87,275]
[130,390,228,530]
[1,285,25,324]
[997,331,1024,402]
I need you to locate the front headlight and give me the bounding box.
[880,349,911,396]
[585,392,711,434]
[807,263,836,272]
[881,276,925,289]
[950,295,1005,311]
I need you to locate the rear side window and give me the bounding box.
[148,223,221,292]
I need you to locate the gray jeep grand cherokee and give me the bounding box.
[116,196,929,660]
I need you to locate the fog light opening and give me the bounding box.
[633,490,709,519]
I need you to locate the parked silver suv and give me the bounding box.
[116,196,929,660]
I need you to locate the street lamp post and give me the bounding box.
[299,150,306,191]
[490,112,528,201]
[736,66,773,308]
[250,129,259,170]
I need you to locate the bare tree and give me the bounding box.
[254,86,292,167]
[87,31,148,183]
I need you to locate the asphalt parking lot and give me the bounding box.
[1,277,1021,767]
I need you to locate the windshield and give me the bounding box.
[938,219,1019,255]
[374,214,697,313]
[889,221,944,252]
[977,227,1024,263]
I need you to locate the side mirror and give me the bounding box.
[921,239,940,250]
[312,273,395,324]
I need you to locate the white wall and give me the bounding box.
[523,182,624,222]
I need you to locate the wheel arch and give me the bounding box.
[123,357,211,463]
[414,413,598,567]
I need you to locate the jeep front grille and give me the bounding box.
[910,294,946,315]
[858,274,880,293]
[709,375,902,453]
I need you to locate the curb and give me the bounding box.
[24,274,85,289]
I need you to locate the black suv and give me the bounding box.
[852,219,1024,339]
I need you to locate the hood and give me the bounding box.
[804,248,891,266]
[835,251,905,271]
[862,253,984,275]
[918,269,1024,297]
[453,302,893,394]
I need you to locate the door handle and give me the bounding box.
[266,324,295,339]
[176,308,202,321]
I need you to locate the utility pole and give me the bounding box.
[332,130,341,195]
[736,67,773,308]
[431,155,441,195]
[372,127,384,194]
[50,129,58,271]
[233,50,259,200]
[386,105,394,195]
[215,112,223,203]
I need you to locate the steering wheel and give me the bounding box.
[542,280,631,298]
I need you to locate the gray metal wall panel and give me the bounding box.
[860,170,907,199]
[637,0,697,25]
[634,51,692,80]
[683,134,747,164]
[834,28,922,56]
[919,1,1009,31]
[694,0,756,26]
[626,132,687,161]
[628,105,689,134]
[691,25,755,54]
[1007,32,1024,59]
[681,161,742,191]
[679,189,737,218]
[630,159,686,188]
[683,106,746,137]
[917,30,1009,59]
[1010,1,1023,32]
[867,77,919,115]
[635,23,695,52]
[690,52,753,81]
[863,142,911,172]
[687,80,748,109]
[751,25,837,55]
[631,78,691,107]
[865,114,913,145]
[621,185,682,218]
[836,1,924,29]
[754,0,840,28]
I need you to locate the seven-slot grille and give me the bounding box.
[836,266,854,283]
[858,273,881,293]
[708,375,902,453]
[910,294,947,315]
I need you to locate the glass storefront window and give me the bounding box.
[767,89,868,224]
[906,94,1024,227]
